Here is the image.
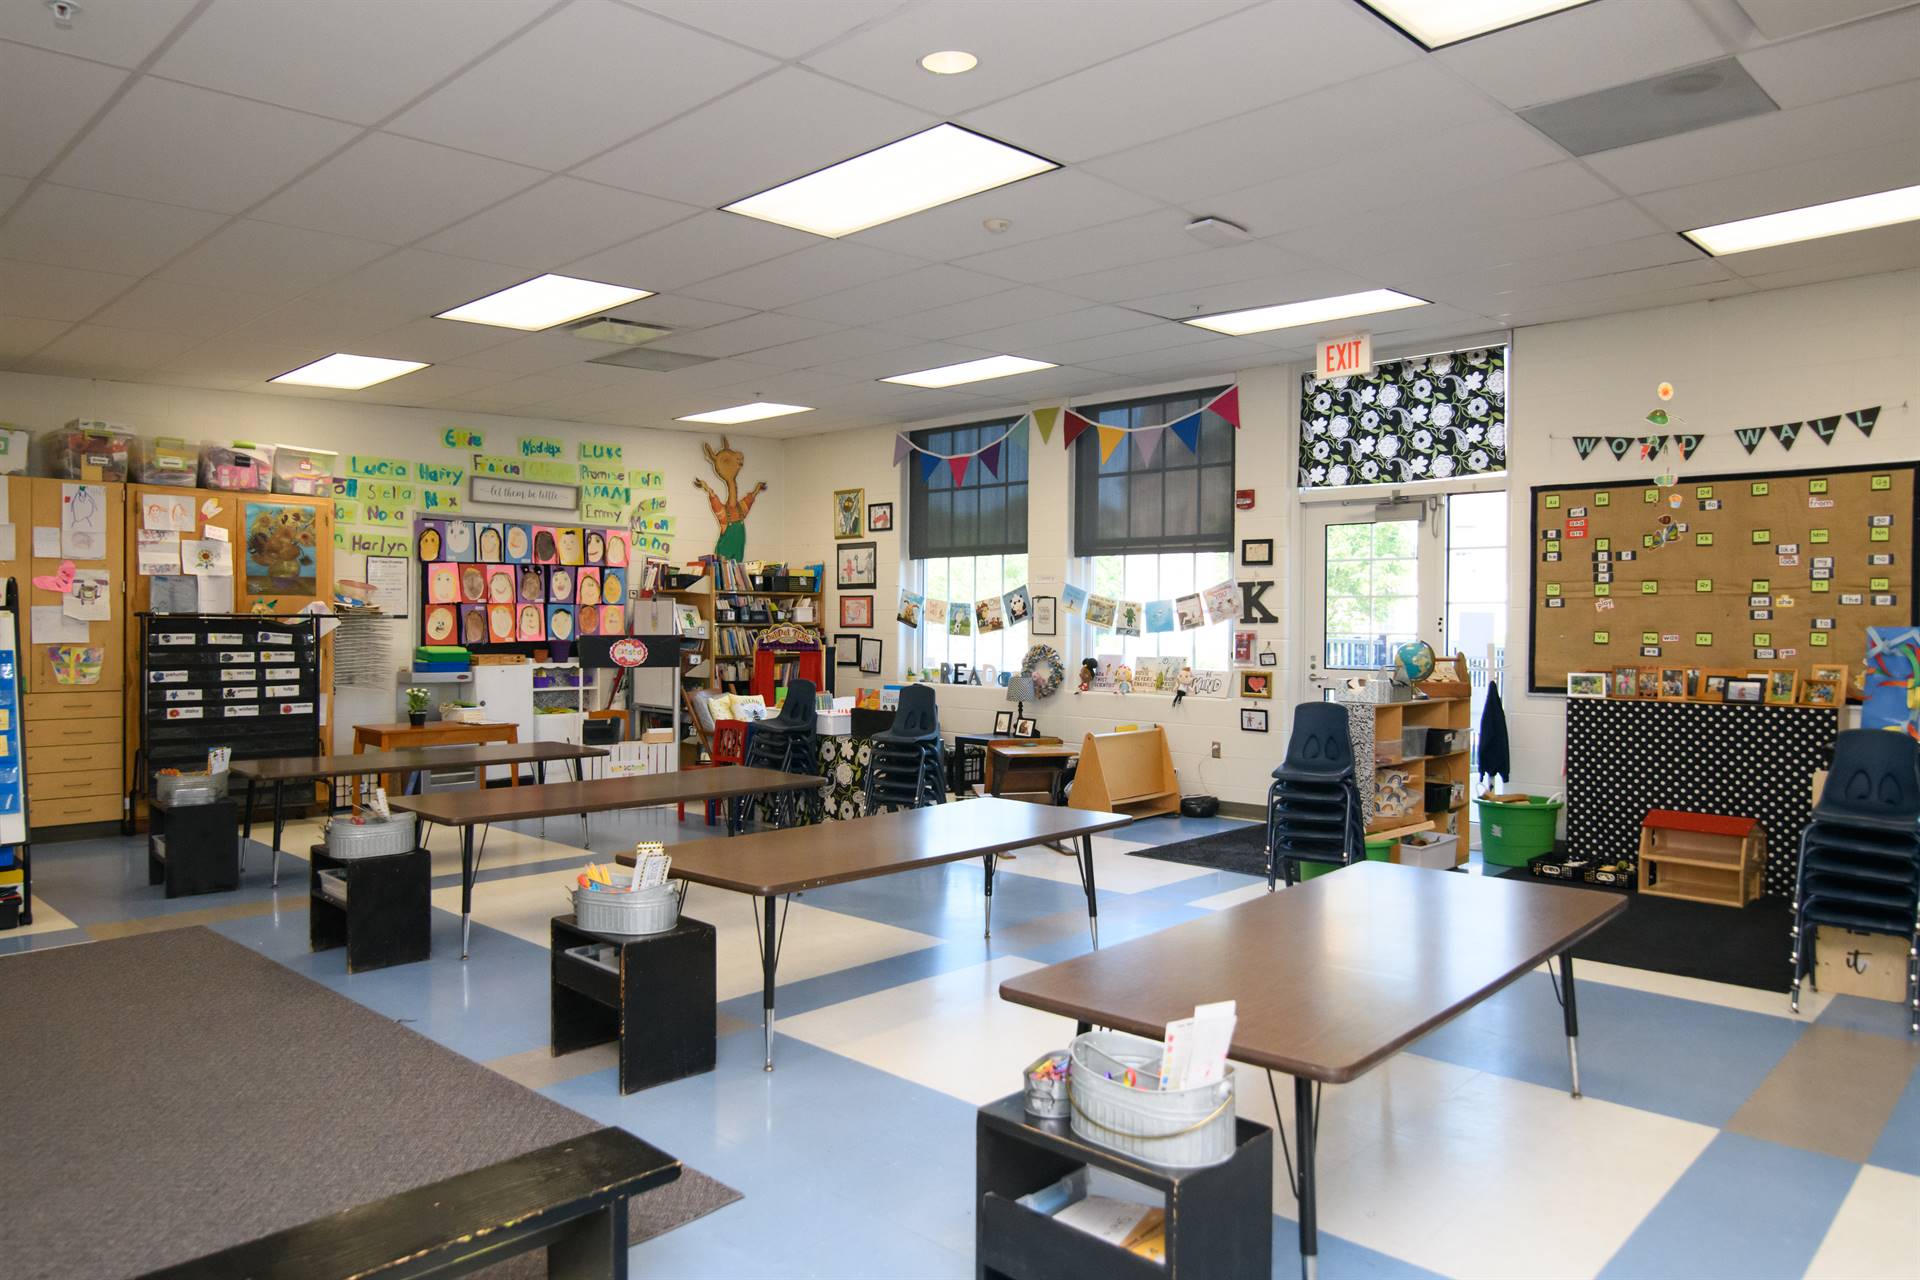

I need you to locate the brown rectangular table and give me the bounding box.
[646,798,1132,1070]
[392,765,827,959]
[986,741,1077,800]
[997,861,1626,1280]
[230,742,607,887]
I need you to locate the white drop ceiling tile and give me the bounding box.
[362,317,523,365]
[626,0,905,58]
[89,277,277,336]
[1082,59,1503,203]
[1080,337,1267,378]
[680,240,925,309]
[0,259,137,321]
[888,286,1091,341]
[453,370,616,408]
[153,0,553,124]
[1121,265,1383,322]
[705,368,859,403]
[303,247,529,319]
[0,175,22,211]
[239,294,425,352]
[1488,258,1736,314]
[447,334,615,377]
[51,77,358,214]
[1740,7,1920,109]
[1584,79,1920,194]
[951,304,1162,353]
[781,264,1014,326]
[817,340,1000,382]
[1715,218,1920,281]
[958,0,1414,162]
[253,133,546,246]
[331,362,514,403]
[511,380,659,417]
[156,334,334,381]
[0,316,70,361]
[620,356,785,393]
[0,183,224,276]
[0,0,197,68]
[0,42,126,179]
[983,363,1158,400]
[387,1,773,169]
[1438,235,1706,301]
[563,212,819,295]
[576,67,934,207]
[649,311,844,358]
[156,218,392,297]
[31,322,200,372]
[739,326,919,371]
[1434,2,1728,110]
[804,0,1256,117]
[847,168,1161,262]
[1443,162,1621,222]
[957,210,1206,284]
[1732,0,1915,40]
[1019,321,1215,367]
[419,177,694,270]
[1047,242,1313,306]
[1634,138,1920,230]
[603,293,757,331]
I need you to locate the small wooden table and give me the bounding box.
[998,861,1626,1280]
[352,720,521,796]
[230,742,606,887]
[647,798,1132,1070]
[391,766,827,959]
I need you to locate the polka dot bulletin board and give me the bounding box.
[1528,462,1916,693]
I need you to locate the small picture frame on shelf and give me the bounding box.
[1611,667,1638,699]
[1635,668,1660,700]
[1241,538,1274,567]
[1725,677,1765,704]
[1764,669,1799,705]
[1803,663,1847,707]
[866,502,893,532]
[858,637,883,675]
[1241,707,1269,732]
[839,595,873,628]
[1656,668,1688,701]
[1698,669,1739,701]
[1013,717,1037,738]
[833,633,859,667]
[994,710,1014,734]
[1566,672,1607,698]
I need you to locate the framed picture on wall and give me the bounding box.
[833,633,859,667]
[1241,538,1274,566]
[1241,708,1269,732]
[1031,595,1057,636]
[1566,672,1607,698]
[858,637,883,675]
[867,502,893,532]
[1238,669,1273,699]
[840,595,874,628]
[834,488,864,538]
[837,542,877,588]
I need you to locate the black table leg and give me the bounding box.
[242,778,257,849]
[1077,832,1100,948]
[546,1196,630,1279]
[760,893,779,1072]
[270,780,287,887]
[1560,951,1581,1098]
[1295,1075,1317,1280]
[460,823,478,961]
[983,853,996,939]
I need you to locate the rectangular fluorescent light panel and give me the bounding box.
[1185,289,1428,336]
[1684,182,1920,256]
[437,273,653,331]
[881,354,1056,389]
[1359,0,1593,48]
[676,402,813,425]
[269,353,428,390]
[724,123,1058,238]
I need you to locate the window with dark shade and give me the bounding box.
[1072,387,1234,557]
[907,418,1027,560]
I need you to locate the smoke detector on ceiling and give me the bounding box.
[1185,216,1250,248]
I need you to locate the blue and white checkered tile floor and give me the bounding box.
[8,807,1917,1279]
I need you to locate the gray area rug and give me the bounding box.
[1125,824,1270,878]
[0,928,738,1278]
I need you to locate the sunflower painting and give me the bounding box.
[244,502,319,597]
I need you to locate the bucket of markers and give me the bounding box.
[1023,1050,1071,1120]
[1068,1030,1236,1168]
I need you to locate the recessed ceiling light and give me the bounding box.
[920,49,978,75]
[676,402,814,425]
[1358,0,1592,49]
[723,123,1057,239]
[1683,182,1920,256]
[436,273,652,331]
[881,354,1056,388]
[1184,289,1428,336]
[269,353,428,390]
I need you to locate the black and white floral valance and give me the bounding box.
[1298,346,1508,488]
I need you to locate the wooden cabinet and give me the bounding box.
[1358,694,1472,842]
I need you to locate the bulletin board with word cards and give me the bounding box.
[1528,462,1916,693]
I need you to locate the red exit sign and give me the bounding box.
[1315,332,1372,380]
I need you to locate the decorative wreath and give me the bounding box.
[1021,644,1065,699]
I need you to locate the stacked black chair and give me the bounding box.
[735,680,821,829]
[1791,729,1920,1032]
[863,685,948,814]
[1266,702,1365,890]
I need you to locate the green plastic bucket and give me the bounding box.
[1364,835,1395,862]
[1298,859,1340,880]
[1476,796,1563,867]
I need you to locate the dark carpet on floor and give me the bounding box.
[1125,824,1269,878]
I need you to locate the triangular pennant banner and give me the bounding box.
[919,452,941,483]
[1734,427,1765,455]
[1208,385,1241,428]
[1639,435,1666,459]
[893,434,912,466]
[1807,416,1840,445]
[1572,436,1600,460]
[948,454,972,486]
[1133,426,1165,467]
[1606,437,1633,460]
[1770,421,1800,449]
[1168,412,1202,455]
[1032,406,1060,444]
[1062,409,1093,448]
[1675,433,1703,461]
[1847,406,1879,437]
[1097,424,1128,464]
[978,439,1002,478]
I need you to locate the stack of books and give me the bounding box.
[413,645,470,675]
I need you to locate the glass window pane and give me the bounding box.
[1326,524,1372,559]
[1098,475,1128,539]
[1199,464,1233,541]
[1163,466,1197,540]
[1128,471,1163,540]
[1199,414,1232,464]
[1373,521,1418,557]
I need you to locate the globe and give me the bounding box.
[1394,640,1436,685]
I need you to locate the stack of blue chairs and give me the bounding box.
[1266,703,1365,890]
[1791,729,1919,1032]
[737,680,821,828]
[863,685,947,814]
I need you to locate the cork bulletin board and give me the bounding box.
[1529,461,1917,693]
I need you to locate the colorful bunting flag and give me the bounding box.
[1097,424,1128,464]
[1734,427,1766,454]
[1133,426,1165,467]
[1806,416,1839,445]
[1675,433,1702,461]
[892,434,912,465]
[1062,409,1094,447]
[1848,406,1879,437]
[919,452,941,482]
[1168,412,1202,455]
[1033,406,1060,444]
[947,454,971,486]
[1638,435,1666,459]
[1572,436,1600,460]
[1209,385,1241,428]
[1770,421,1800,449]
[1606,437,1633,460]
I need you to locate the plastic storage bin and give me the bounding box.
[200,442,274,492]
[132,436,199,486]
[154,770,229,805]
[0,425,30,474]
[1476,795,1563,867]
[272,444,337,496]
[572,883,681,935]
[43,420,132,481]
[1068,1030,1236,1168]
[1397,830,1460,869]
[326,812,417,859]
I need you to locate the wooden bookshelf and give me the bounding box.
[1361,694,1472,837]
[650,562,821,692]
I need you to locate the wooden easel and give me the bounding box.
[1068,727,1180,819]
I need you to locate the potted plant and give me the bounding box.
[405,687,430,727]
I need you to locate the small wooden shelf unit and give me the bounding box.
[653,563,821,693]
[1068,727,1179,819]
[1637,809,1765,907]
[1362,693,1472,837]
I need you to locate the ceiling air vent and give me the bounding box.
[1519,57,1777,156]
[586,347,715,372]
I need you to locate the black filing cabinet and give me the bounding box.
[551,913,717,1094]
[148,797,239,898]
[309,842,430,973]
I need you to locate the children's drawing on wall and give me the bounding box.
[694,435,766,560]
[244,502,318,596]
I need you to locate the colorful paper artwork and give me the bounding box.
[49,644,104,685]
[243,502,318,596]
